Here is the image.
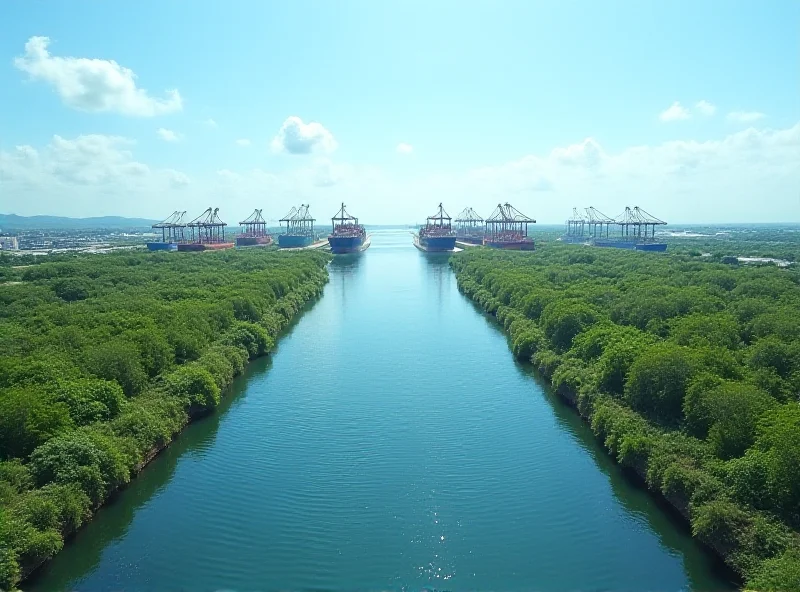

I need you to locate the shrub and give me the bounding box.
[625,343,698,424]
[164,365,221,411]
[0,388,73,460]
[83,340,148,397]
[540,300,600,352]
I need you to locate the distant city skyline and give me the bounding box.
[1,0,798,224]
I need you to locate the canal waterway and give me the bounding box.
[28,229,733,592]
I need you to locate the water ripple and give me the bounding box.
[27,231,733,592]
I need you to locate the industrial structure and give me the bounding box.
[236,209,273,247]
[454,207,485,245]
[585,206,616,239]
[179,208,233,251]
[147,211,187,251]
[279,204,316,248]
[484,202,536,250]
[561,206,668,251]
[563,207,587,243]
[616,206,667,241]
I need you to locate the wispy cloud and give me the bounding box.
[396,142,413,154]
[694,100,716,116]
[203,118,218,128]
[4,122,799,224]
[728,111,766,123]
[157,128,180,142]
[235,138,251,147]
[659,101,690,122]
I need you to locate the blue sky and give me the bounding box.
[1,0,798,224]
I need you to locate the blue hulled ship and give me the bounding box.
[414,203,456,252]
[592,206,667,252]
[147,210,186,251]
[278,204,315,248]
[563,206,668,252]
[328,202,369,254]
[593,239,667,252]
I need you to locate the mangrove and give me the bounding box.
[0,248,330,590]
[451,244,800,591]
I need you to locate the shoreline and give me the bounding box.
[16,278,327,589]
[453,276,748,587]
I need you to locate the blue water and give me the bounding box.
[27,229,732,592]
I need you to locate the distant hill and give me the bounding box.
[0,214,159,230]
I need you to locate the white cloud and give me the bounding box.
[203,118,218,128]
[728,111,766,123]
[0,134,191,215]
[271,116,337,155]
[13,36,182,117]
[694,100,716,116]
[396,142,413,154]
[2,123,798,224]
[216,169,241,181]
[235,138,252,147]
[167,170,190,187]
[659,101,691,122]
[550,137,603,168]
[157,128,180,142]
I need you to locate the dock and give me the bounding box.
[455,240,481,249]
[280,238,330,252]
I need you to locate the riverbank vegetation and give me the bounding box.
[451,245,800,591]
[0,249,329,590]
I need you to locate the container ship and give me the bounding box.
[454,207,485,245]
[565,206,668,252]
[483,202,535,250]
[236,209,273,248]
[328,203,369,254]
[236,235,273,247]
[147,210,185,251]
[278,204,316,248]
[177,207,234,251]
[593,239,667,252]
[414,203,457,252]
[177,242,234,252]
[147,242,178,251]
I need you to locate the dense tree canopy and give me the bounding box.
[0,248,329,590]
[452,243,800,591]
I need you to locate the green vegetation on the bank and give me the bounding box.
[451,245,800,591]
[0,249,329,590]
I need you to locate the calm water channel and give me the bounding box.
[28,230,734,592]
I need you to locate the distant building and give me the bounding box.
[0,236,19,250]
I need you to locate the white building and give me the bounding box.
[0,236,19,250]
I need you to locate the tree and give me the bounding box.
[624,343,697,424]
[755,404,800,527]
[0,389,72,459]
[83,340,148,397]
[748,336,799,379]
[164,365,221,411]
[540,300,599,352]
[51,379,126,425]
[128,329,174,378]
[51,278,90,302]
[668,312,741,350]
[704,382,776,459]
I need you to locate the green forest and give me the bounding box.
[0,249,330,590]
[451,245,800,591]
